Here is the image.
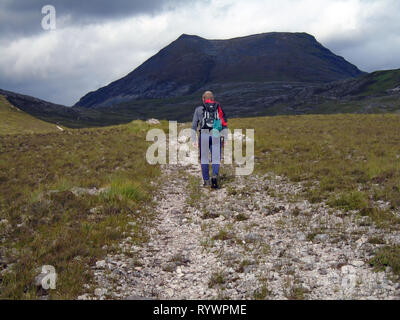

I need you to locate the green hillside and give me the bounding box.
[0,95,62,135]
[357,69,400,96]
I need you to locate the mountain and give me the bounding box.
[2,32,399,131]
[2,68,399,131]
[0,94,62,134]
[0,88,84,128]
[313,69,400,98]
[0,88,141,128]
[75,32,364,108]
[1,88,180,128]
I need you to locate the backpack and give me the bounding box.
[201,102,220,130]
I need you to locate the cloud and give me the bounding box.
[0,0,197,39]
[0,13,174,105]
[320,0,400,71]
[0,0,399,105]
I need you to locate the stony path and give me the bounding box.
[79,139,400,300]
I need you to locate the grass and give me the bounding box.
[186,175,203,209]
[234,213,249,222]
[328,191,368,211]
[368,236,386,245]
[357,69,400,97]
[0,119,166,299]
[286,285,309,300]
[236,259,251,273]
[208,271,226,288]
[253,284,270,300]
[201,209,220,220]
[0,95,61,135]
[3,108,400,298]
[227,114,400,228]
[283,276,309,300]
[211,229,233,241]
[369,246,400,277]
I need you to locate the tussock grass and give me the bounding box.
[208,271,226,288]
[328,191,368,211]
[211,229,233,241]
[286,285,309,300]
[253,284,270,300]
[104,178,147,203]
[186,175,203,209]
[369,246,400,277]
[0,120,166,299]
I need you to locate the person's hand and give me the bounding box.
[192,142,198,149]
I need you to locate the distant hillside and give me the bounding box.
[0,88,140,129]
[75,32,364,108]
[0,94,63,135]
[2,67,399,132]
[88,68,400,121]
[314,69,400,98]
[0,88,87,127]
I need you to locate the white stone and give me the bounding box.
[146,118,160,125]
[341,265,356,275]
[94,288,108,297]
[341,274,357,289]
[166,288,174,297]
[356,235,368,248]
[301,256,314,264]
[96,260,106,268]
[351,260,365,268]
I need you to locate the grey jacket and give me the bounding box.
[191,105,228,142]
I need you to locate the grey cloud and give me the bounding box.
[1,0,400,106]
[0,0,200,39]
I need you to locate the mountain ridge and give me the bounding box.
[1,68,400,129]
[0,94,62,134]
[75,32,365,108]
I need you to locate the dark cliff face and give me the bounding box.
[74,32,365,108]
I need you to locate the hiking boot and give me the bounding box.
[211,175,219,189]
[203,180,211,187]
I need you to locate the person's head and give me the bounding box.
[202,91,214,102]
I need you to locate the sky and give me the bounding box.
[0,0,399,106]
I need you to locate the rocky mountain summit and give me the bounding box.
[75,32,364,108]
[1,34,399,127]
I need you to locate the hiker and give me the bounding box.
[191,91,228,189]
